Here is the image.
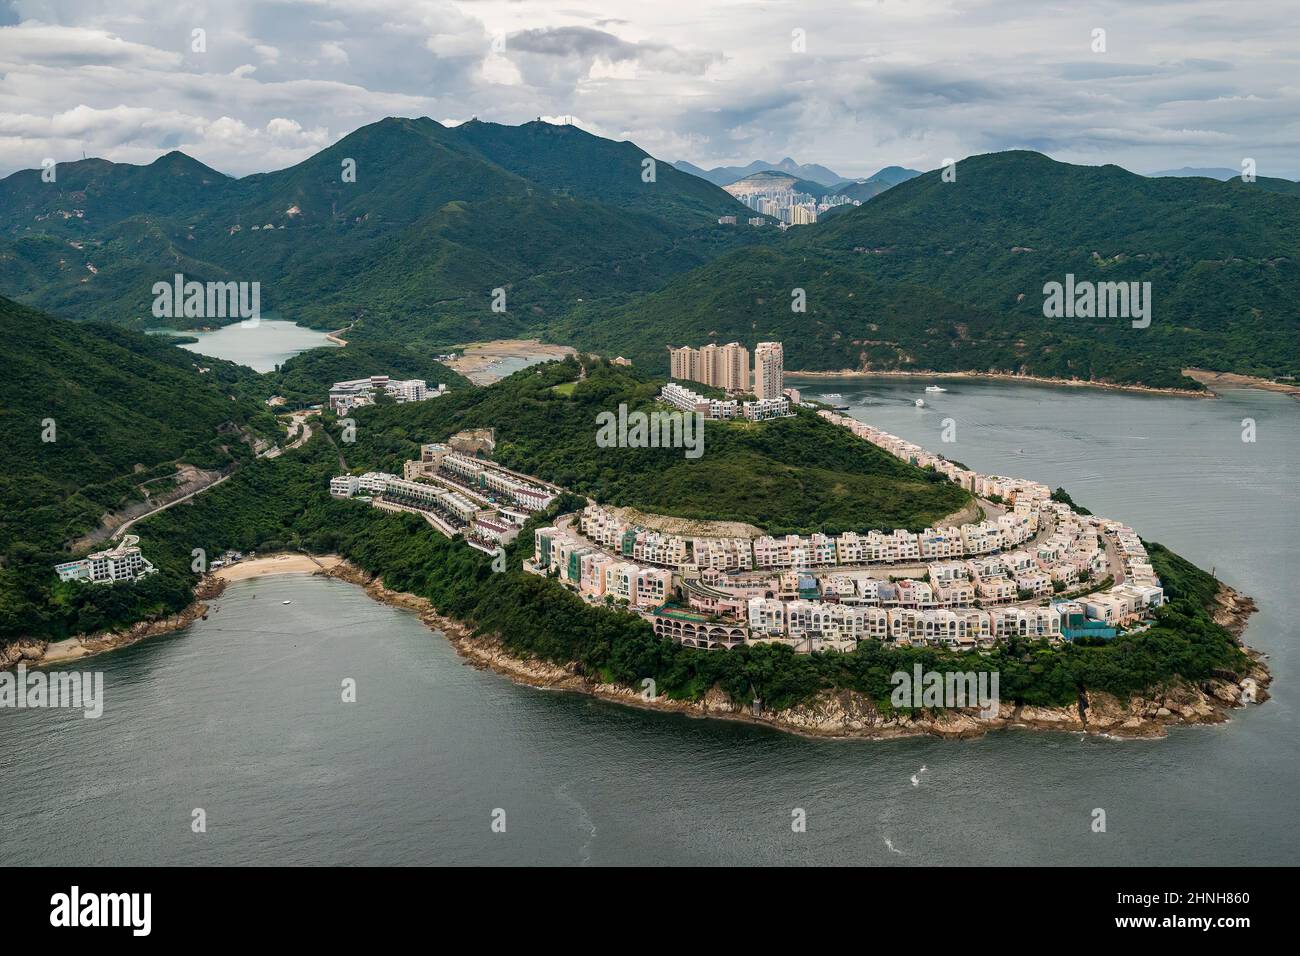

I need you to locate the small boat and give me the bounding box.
[924,385,947,393]
[914,398,925,407]
[282,600,292,605]
[821,392,843,399]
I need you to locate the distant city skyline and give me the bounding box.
[2,0,1298,179]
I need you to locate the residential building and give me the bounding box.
[328,375,443,413]
[54,535,156,585]
[753,342,784,400]
[742,397,792,421]
[330,475,360,498]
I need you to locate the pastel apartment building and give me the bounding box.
[753,342,784,400]
[531,527,672,610]
[669,341,750,392]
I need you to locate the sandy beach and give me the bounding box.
[1182,368,1300,400]
[215,553,342,581]
[447,339,576,384]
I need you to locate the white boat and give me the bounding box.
[914,398,925,407]
[282,600,292,605]
[924,385,947,393]
[821,392,843,399]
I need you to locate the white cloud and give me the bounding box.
[0,0,1296,178]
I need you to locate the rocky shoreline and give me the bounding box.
[324,561,1272,742]
[0,576,226,669]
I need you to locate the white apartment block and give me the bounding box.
[918,529,963,560]
[330,474,360,498]
[329,374,443,413]
[691,537,753,571]
[742,397,793,421]
[928,561,970,585]
[357,472,393,495]
[659,382,738,419]
[55,535,156,585]
[991,606,1062,640]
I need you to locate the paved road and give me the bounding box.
[111,473,232,541]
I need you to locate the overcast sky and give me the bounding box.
[1,0,1297,180]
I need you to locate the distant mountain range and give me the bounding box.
[720,165,923,206]
[3,120,1298,391]
[674,157,846,187]
[831,166,923,202]
[675,157,923,196]
[1145,166,1300,196]
[722,169,839,200]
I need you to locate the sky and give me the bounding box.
[1,0,1297,180]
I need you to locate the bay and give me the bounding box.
[2,376,1296,865]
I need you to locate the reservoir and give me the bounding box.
[2,376,1297,865]
[152,319,339,373]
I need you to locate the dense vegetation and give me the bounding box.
[7,124,1296,389]
[555,151,1300,388]
[0,117,761,341]
[338,356,969,533]
[0,295,277,556]
[257,341,471,408]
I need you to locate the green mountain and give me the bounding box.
[0,295,276,556]
[455,119,743,222]
[0,151,233,239]
[6,137,1298,390]
[0,117,758,339]
[558,151,1300,388]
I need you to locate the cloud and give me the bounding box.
[0,0,1296,179]
[507,25,718,75]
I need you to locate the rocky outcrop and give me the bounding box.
[0,640,48,668]
[322,560,1272,742]
[2,575,226,670]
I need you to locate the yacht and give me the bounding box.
[924,385,947,393]
[821,392,843,400]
